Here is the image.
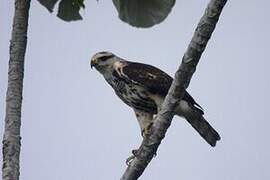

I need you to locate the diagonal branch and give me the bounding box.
[120,0,227,179]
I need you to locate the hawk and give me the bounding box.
[91,51,220,147]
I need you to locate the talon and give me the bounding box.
[132,149,138,156]
[126,149,139,166]
[126,155,135,166]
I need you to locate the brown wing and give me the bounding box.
[122,62,204,114]
[122,62,172,96]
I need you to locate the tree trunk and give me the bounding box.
[2,0,31,180]
[121,0,227,179]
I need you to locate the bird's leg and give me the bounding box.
[141,122,153,138]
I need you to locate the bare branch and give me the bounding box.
[120,0,227,179]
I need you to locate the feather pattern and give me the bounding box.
[122,62,204,114]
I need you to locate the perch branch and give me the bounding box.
[120,0,227,179]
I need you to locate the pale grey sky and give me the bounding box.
[1,1,270,180]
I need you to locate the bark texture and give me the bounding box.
[121,0,227,179]
[2,0,30,180]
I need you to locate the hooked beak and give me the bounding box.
[90,58,98,69]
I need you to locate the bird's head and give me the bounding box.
[90,51,118,74]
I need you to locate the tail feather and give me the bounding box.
[185,114,220,147]
[175,100,220,146]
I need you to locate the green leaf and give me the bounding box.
[113,0,176,28]
[38,0,85,22]
[57,0,85,21]
[37,0,59,12]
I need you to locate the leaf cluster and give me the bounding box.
[38,0,175,27]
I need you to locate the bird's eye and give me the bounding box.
[99,55,114,62]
